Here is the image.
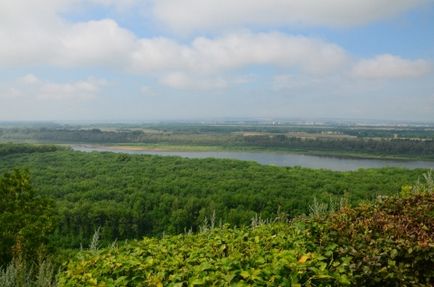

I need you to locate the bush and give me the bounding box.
[0,169,58,266]
[59,222,355,286]
[313,185,434,286]
[58,182,433,286]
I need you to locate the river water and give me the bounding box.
[72,145,434,171]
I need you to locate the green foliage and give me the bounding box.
[1,125,433,159]
[0,143,66,156]
[0,144,432,285]
[58,188,433,286]
[312,190,434,285]
[0,169,58,266]
[58,223,346,286]
[0,147,427,249]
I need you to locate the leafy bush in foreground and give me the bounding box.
[58,186,433,286]
[0,169,58,266]
[313,191,434,286]
[59,223,349,286]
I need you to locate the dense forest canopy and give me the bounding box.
[0,143,429,249]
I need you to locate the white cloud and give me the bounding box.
[38,80,103,101]
[0,4,351,89]
[58,20,137,67]
[153,0,430,33]
[160,72,228,90]
[8,74,106,101]
[132,32,350,75]
[0,1,67,66]
[352,55,432,79]
[86,0,139,9]
[0,0,432,94]
[0,74,106,121]
[273,74,329,91]
[0,1,138,68]
[158,73,257,90]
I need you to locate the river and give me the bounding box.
[71,145,434,171]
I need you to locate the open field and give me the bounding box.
[1,121,434,160]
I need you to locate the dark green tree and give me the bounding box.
[0,169,57,266]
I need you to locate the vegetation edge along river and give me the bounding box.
[74,143,434,161]
[1,123,434,161]
[71,144,434,171]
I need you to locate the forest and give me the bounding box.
[0,143,429,249]
[0,144,432,286]
[0,143,433,286]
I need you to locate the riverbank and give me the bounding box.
[71,144,434,171]
[79,143,434,162]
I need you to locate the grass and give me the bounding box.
[0,258,57,287]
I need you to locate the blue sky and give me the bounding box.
[0,0,433,122]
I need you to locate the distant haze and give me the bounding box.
[0,1,433,122]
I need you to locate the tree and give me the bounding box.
[0,169,57,266]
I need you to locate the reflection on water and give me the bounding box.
[72,145,434,171]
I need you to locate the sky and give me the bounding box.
[0,0,434,122]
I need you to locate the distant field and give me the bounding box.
[1,122,433,160]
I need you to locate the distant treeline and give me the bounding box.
[1,128,434,158]
[139,123,434,139]
[0,143,428,249]
[243,134,434,158]
[0,143,67,156]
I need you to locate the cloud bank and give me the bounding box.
[8,75,105,101]
[153,0,430,32]
[352,55,432,79]
[0,0,431,90]
[0,0,433,121]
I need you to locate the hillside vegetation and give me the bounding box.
[0,144,432,286]
[59,181,434,286]
[0,144,428,249]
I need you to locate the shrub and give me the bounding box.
[0,169,58,266]
[314,188,433,286]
